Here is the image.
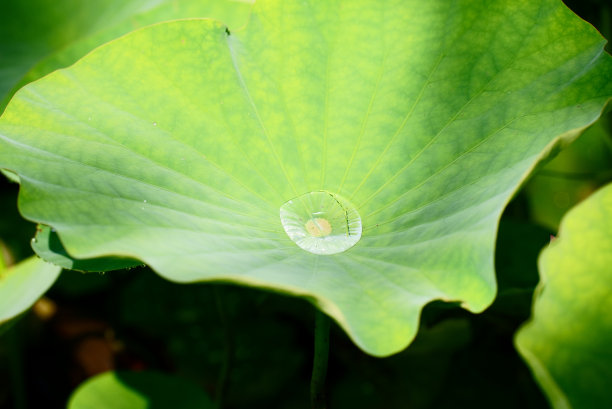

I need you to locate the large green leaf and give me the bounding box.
[0,256,61,326]
[515,183,612,409]
[68,371,213,409]
[0,0,253,111]
[0,0,611,355]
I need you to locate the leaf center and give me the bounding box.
[279,191,362,255]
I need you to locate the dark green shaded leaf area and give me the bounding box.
[68,370,214,409]
[0,0,611,355]
[0,0,253,111]
[516,182,612,409]
[489,219,552,318]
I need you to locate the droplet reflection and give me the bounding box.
[280,191,362,255]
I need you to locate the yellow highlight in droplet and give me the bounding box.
[305,218,332,237]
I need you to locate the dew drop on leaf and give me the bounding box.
[279,191,362,255]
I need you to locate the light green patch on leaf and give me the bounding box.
[0,256,61,326]
[516,182,612,409]
[0,0,254,111]
[68,371,213,409]
[32,225,141,272]
[0,0,611,355]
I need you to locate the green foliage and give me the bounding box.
[0,256,61,327]
[68,371,214,409]
[516,182,612,409]
[0,0,253,111]
[0,0,611,357]
[0,0,612,407]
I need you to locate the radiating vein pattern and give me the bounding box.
[0,0,610,356]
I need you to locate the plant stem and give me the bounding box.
[213,286,233,409]
[310,310,330,409]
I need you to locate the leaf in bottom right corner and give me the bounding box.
[515,182,612,409]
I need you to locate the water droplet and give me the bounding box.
[143,200,147,203]
[88,116,92,121]
[280,191,362,255]
[153,122,157,126]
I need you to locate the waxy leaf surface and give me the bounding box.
[0,0,611,355]
[516,183,612,409]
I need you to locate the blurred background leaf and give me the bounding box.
[68,370,214,409]
[516,182,612,409]
[525,115,612,231]
[0,256,61,329]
